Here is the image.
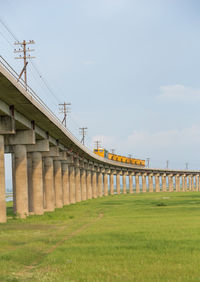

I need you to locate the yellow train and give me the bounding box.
[93,148,145,166]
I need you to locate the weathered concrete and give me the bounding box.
[54,160,63,208]
[129,173,133,194]
[155,174,160,192]
[13,145,29,218]
[62,162,70,205]
[91,170,97,198]
[75,166,81,202]
[31,151,44,215]
[27,154,33,212]
[188,175,192,191]
[110,172,114,195]
[123,173,126,194]
[148,174,153,192]
[196,175,199,192]
[43,157,55,211]
[168,174,173,192]
[182,175,185,192]
[162,174,166,192]
[191,175,194,191]
[0,135,6,223]
[69,165,75,204]
[142,173,147,193]
[116,172,121,194]
[86,169,92,199]
[175,174,180,192]
[80,168,87,201]
[135,174,140,193]
[97,171,103,197]
[103,173,108,196]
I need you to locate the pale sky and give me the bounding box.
[1,0,200,176]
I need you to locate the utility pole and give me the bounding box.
[166,160,169,169]
[14,40,35,89]
[146,158,150,168]
[185,162,189,170]
[128,154,132,159]
[94,140,101,150]
[111,149,115,154]
[79,127,87,145]
[59,102,71,128]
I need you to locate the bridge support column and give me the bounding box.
[0,135,6,223]
[27,154,33,212]
[188,175,192,191]
[181,175,185,192]
[191,175,194,191]
[135,174,140,193]
[62,162,70,205]
[123,173,126,194]
[175,174,180,192]
[86,169,92,199]
[148,174,153,192]
[129,173,133,193]
[161,174,166,192]
[75,166,81,202]
[92,170,97,198]
[69,165,75,204]
[142,173,147,193]
[103,173,108,196]
[53,160,63,208]
[168,174,173,192]
[31,151,44,215]
[116,172,121,194]
[13,145,29,218]
[155,174,160,192]
[110,172,114,195]
[97,171,103,197]
[196,175,199,191]
[185,175,188,191]
[80,168,87,201]
[43,157,55,211]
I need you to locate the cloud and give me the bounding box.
[158,84,200,102]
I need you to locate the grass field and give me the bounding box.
[1,192,200,281]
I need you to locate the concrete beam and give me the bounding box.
[27,139,49,152]
[0,116,15,134]
[6,129,35,145]
[42,146,60,157]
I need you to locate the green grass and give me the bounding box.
[1,192,200,281]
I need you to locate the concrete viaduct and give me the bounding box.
[0,56,199,223]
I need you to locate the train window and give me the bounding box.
[99,150,104,152]
[94,149,98,152]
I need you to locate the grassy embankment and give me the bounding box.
[1,192,200,281]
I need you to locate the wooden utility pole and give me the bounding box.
[79,127,87,145]
[94,140,101,150]
[59,102,71,127]
[14,40,35,89]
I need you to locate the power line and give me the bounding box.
[79,127,88,145]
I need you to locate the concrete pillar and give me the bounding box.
[181,175,185,192]
[129,173,133,193]
[185,176,188,191]
[80,169,87,201]
[110,172,114,195]
[191,175,194,191]
[86,169,92,199]
[97,171,103,197]
[162,174,166,192]
[155,174,160,192]
[196,175,199,192]
[199,175,200,192]
[13,145,29,218]
[27,154,33,212]
[0,135,6,223]
[135,174,140,193]
[92,171,97,198]
[175,174,180,192]
[103,173,108,196]
[123,173,126,194]
[168,174,173,192]
[148,174,153,192]
[53,160,63,208]
[188,175,192,191]
[141,174,147,193]
[116,172,121,194]
[75,167,81,202]
[32,151,44,214]
[69,165,75,204]
[43,157,55,211]
[62,163,70,205]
